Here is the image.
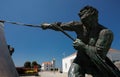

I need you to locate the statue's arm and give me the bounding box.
[73,29,113,59]
[59,21,81,31]
[41,21,81,31]
[86,29,113,59]
[94,29,113,58]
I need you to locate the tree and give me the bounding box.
[38,64,41,69]
[32,61,38,68]
[24,61,31,68]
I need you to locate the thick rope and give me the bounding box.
[0,20,41,28]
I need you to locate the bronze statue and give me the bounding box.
[41,6,120,77]
[0,22,19,77]
[8,45,14,56]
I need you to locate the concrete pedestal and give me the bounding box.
[0,22,19,77]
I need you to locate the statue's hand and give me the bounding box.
[41,23,51,30]
[73,39,85,50]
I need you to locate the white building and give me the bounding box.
[62,52,77,72]
[41,62,53,71]
[62,49,120,73]
[114,61,120,70]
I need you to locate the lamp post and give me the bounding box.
[52,58,55,73]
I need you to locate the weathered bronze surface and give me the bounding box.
[41,6,120,77]
[0,22,19,77]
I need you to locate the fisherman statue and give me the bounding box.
[41,6,120,77]
[0,5,119,77]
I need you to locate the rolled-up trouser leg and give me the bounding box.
[68,63,85,77]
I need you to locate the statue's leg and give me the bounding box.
[68,63,85,77]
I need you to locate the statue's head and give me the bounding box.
[78,6,98,23]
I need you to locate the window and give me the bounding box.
[65,63,67,69]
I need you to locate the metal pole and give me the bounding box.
[0,22,19,77]
[52,58,55,73]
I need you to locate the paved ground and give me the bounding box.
[21,76,37,77]
[20,71,67,77]
[20,71,93,77]
[39,72,93,77]
[39,71,67,77]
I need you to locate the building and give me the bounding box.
[114,61,120,70]
[41,59,56,71]
[41,62,53,71]
[62,52,77,72]
[62,49,120,73]
[107,49,120,61]
[41,62,52,71]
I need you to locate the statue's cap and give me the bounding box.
[78,5,98,17]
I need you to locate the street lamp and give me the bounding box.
[52,58,55,73]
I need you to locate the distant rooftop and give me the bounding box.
[107,48,120,61]
[109,48,120,52]
[42,62,52,65]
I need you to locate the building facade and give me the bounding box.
[41,62,53,71]
[62,49,120,73]
[62,52,77,72]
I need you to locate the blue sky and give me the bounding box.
[0,0,120,67]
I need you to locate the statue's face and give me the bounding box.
[81,13,98,29]
[81,14,93,23]
[80,11,97,23]
[79,6,98,27]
